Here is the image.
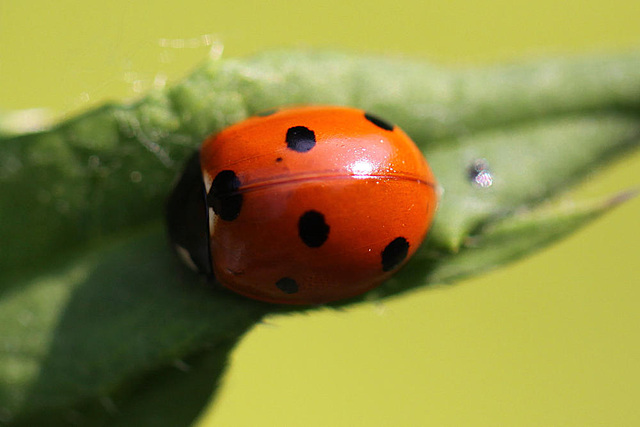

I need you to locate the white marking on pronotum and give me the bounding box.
[175,245,198,272]
[209,207,218,236]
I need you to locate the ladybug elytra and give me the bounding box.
[167,106,437,304]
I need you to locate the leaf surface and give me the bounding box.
[0,50,638,425]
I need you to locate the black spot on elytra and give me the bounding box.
[275,157,283,162]
[286,126,316,152]
[364,112,395,131]
[298,210,330,248]
[207,170,242,221]
[381,237,409,271]
[275,277,299,294]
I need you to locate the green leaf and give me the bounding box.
[402,191,638,292]
[428,113,640,249]
[1,50,638,425]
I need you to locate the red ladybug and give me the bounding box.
[167,106,437,304]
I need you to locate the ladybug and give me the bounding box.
[167,106,437,304]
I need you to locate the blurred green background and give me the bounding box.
[1,1,639,426]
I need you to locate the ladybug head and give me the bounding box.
[166,151,213,276]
